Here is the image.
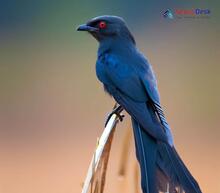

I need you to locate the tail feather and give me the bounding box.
[157,142,202,193]
[132,118,157,193]
[171,146,201,192]
[132,118,202,193]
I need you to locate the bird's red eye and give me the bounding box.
[99,21,107,29]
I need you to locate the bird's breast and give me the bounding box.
[96,52,148,102]
[96,58,108,84]
[96,53,118,83]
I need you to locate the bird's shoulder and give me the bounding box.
[133,50,161,104]
[96,49,134,81]
[97,48,151,73]
[96,49,149,102]
[96,49,159,96]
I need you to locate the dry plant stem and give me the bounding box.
[91,150,96,193]
[99,126,116,193]
[134,162,141,193]
[81,114,119,193]
[118,127,132,177]
[90,123,117,193]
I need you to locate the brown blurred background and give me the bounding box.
[0,1,219,193]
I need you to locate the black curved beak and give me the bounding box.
[76,24,98,32]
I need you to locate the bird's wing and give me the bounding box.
[140,63,174,145]
[98,53,148,102]
[102,54,169,143]
[140,64,160,104]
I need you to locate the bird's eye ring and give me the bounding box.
[99,21,107,29]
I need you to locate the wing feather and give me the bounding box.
[101,53,170,143]
[140,65,174,145]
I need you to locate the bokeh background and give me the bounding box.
[0,1,219,193]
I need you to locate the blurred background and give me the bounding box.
[0,1,219,193]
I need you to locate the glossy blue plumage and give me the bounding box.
[96,42,172,145]
[78,15,202,193]
[96,42,201,192]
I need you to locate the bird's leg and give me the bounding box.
[104,103,124,127]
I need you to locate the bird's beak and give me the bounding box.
[76,24,98,32]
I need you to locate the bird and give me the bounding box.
[77,15,202,193]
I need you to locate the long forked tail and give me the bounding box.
[157,142,202,193]
[132,118,202,193]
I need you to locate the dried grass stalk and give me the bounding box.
[118,127,132,177]
[81,114,119,193]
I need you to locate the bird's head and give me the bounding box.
[77,15,135,45]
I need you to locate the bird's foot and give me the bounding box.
[105,104,124,127]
